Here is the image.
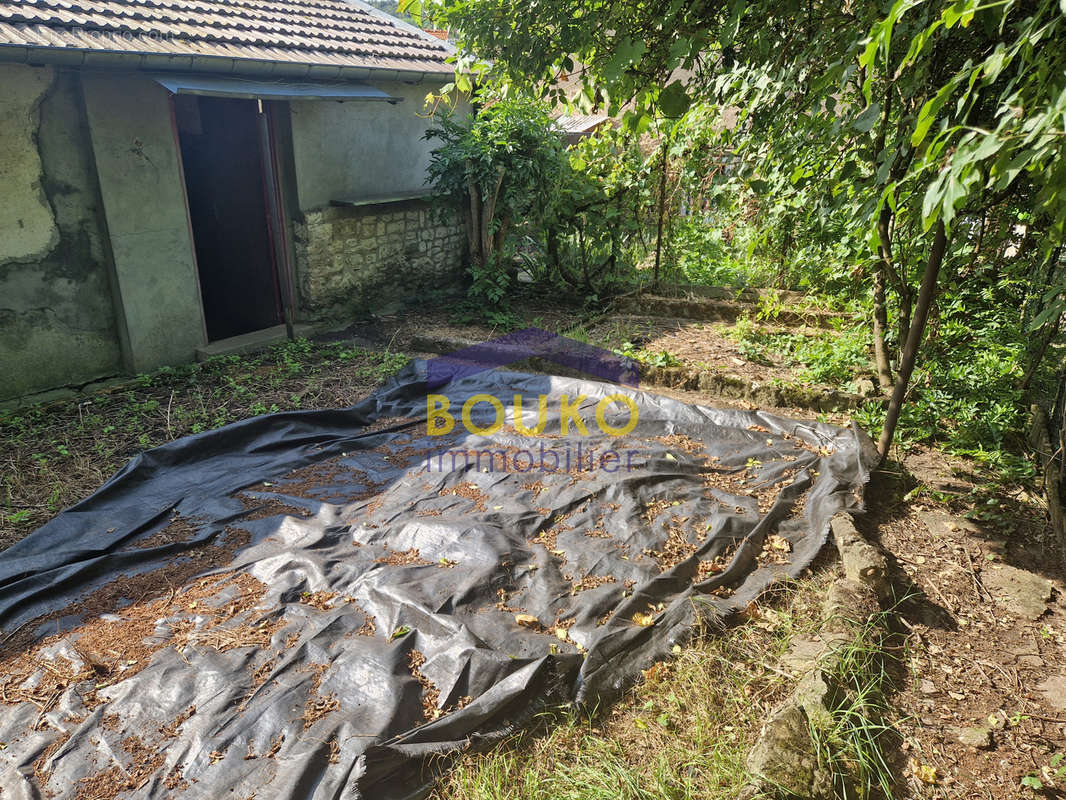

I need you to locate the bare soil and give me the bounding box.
[584,313,852,385]
[860,448,1066,798]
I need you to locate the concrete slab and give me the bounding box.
[194,324,314,361]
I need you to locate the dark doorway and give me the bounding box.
[175,95,282,341]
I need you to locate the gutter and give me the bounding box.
[0,42,455,84]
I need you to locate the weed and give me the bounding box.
[755,292,786,322]
[565,325,592,344]
[0,338,411,548]
[614,342,682,368]
[810,616,898,800]
[1021,753,1066,791]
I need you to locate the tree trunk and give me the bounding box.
[481,166,505,268]
[653,134,670,290]
[1019,312,1062,393]
[872,262,894,391]
[873,206,895,390]
[877,221,948,461]
[466,170,481,267]
[1030,401,1066,561]
[871,83,897,387]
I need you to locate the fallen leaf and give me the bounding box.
[909,760,938,784]
[766,535,791,552]
[632,612,655,627]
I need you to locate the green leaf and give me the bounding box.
[1021,775,1043,790]
[944,0,977,29]
[603,37,646,82]
[912,83,955,147]
[940,171,966,227]
[659,81,691,118]
[921,170,947,230]
[720,0,746,48]
[970,134,1002,162]
[852,103,881,133]
[1028,299,1064,331]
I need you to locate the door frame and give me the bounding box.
[168,93,297,344]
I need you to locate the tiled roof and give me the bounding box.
[0,0,454,76]
[554,114,611,134]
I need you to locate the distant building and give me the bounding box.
[553,113,613,146]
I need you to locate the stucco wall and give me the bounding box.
[293,201,465,319]
[82,72,206,372]
[289,84,466,210]
[0,64,124,401]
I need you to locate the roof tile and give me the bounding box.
[0,0,452,73]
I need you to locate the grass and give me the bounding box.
[813,614,900,800]
[433,573,835,800]
[434,574,905,800]
[0,338,409,548]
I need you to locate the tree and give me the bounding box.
[417,0,1066,461]
[424,96,564,306]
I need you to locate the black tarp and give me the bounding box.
[0,364,876,798]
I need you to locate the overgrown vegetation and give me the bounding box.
[813,617,899,800]
[417,0,1065,472]
[728,316,873,388]
[426,95,658,308]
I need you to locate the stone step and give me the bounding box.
[194,323,315,361]
[615,294,854,328]
[660,284,807,304]
[410,334,869,414]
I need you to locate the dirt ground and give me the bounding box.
[860,449,1066,799]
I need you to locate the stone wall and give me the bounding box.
[292,200,466,320]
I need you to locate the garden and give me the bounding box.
[2,0,1066,797]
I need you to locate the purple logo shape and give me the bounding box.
[426,327,640,389]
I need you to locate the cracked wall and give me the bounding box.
[0,64,123,400]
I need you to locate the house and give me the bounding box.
[0,0,468,401]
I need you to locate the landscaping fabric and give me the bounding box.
[0,363,876,799]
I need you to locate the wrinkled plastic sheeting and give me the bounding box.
[0,364,876,799]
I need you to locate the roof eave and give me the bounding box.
[0,42,455,84]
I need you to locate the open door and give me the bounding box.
[175,95,282,342]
